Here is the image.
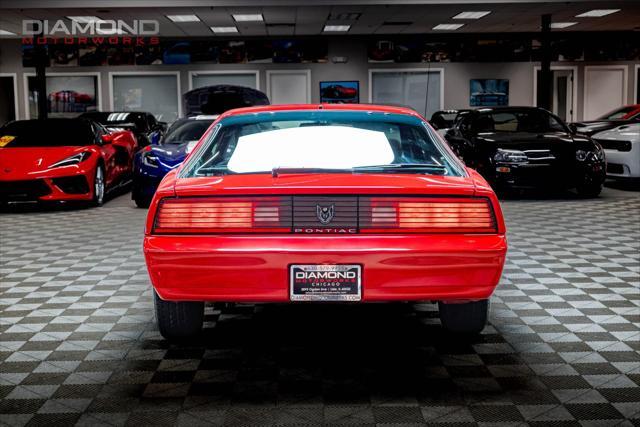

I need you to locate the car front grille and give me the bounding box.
[51,176,90,194]
[0,179,51,202]
[594,139,632,152]
[524,149,555,162]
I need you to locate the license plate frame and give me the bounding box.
[289,264,361,302]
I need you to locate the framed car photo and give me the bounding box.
[320,80,359,103]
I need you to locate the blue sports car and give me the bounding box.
[131,85,270,207]
[131,115,216,207]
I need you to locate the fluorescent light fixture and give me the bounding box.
[0,29,16,35]
[233,14,263,22]
[433,23,464,30]
[576,9,620,17]
[453,11,491,19]
[210,26,238,33]
[323,24,351,32]
[166,15,200,23]
[551,22,578,29]
[66,16,101,23]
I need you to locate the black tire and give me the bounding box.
[154,290,204,340]
[438,299,489,334]
[575,182,602,198]
[133,194,152,208]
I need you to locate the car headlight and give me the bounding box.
[493,148,528,163]
[576,149,604,162]
[142,152,159,168]
[48,152,91,168]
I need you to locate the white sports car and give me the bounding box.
[592,124,640,179]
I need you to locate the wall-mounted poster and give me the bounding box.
[27,75,98,118]
[320,81,359,104]
[470,79,509,106]
[49,45,78,67]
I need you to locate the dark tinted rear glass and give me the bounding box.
[164,120,213,144]
[0,119,93,147]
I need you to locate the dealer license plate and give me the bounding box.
[290,264,361,301]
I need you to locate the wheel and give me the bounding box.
[92,165,105,206]
[154,290,204,340]
[438,299,489,334]
[575,182,602,198]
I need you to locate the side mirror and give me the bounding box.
[101,134,114,144]
[568,123,578,134]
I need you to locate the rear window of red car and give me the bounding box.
[180,110,463,178]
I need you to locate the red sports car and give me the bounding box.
[0,118,137,206]
[144,104,507,339]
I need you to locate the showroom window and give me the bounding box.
[111,73,180,123]
[0,74,18,124]
[190,71,259,90]
[26,73,100,119]
[370,69,443,118]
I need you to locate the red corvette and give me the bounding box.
[0,118,137,206]
[144,104,507,339]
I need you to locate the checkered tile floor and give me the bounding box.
[1,189,639,426]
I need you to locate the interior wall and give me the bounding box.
[0,38,638,122]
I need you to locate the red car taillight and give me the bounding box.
[153,197,290,234]
[152,196,498,234]
[360,197,497,234]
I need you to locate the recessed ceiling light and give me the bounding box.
[433,23,465,30]
[551,22,578,29]
[323,24,351,32]
[576,9,620,17]
[166,15,200,23]
[0,29,16,35]
[453,11,491,19]
[210,26,238,33]
[66,16,102,23]
[233,14,263,22]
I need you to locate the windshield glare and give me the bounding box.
[181,112,463,177]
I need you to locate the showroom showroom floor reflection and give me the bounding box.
[0,189,639,426]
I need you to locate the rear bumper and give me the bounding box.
[144,234,507,302]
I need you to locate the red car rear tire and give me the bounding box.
[154,290,204,340]
[438,299,489,334]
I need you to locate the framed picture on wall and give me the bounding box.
[320,81,359,104]
[470,79,509,106]
[27,74,99,119]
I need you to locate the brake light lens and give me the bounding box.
[361,197,497,233]
[153,197,290,234]
[152,196,498,234]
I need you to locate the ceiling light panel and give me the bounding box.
[210,26,238,33]
[576,9,620,18]
[0,29,16,35]
[233,14,264,22]
[453,11,491,20]
[323,25,351,32]
[166,15,200,23]
[66,16,101,23]
[433,23,465,30]
[551,22,578,29]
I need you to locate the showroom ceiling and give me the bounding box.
[0,0,639,36]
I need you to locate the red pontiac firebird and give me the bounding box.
[0,118,137,206]
[144,104,507,339]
